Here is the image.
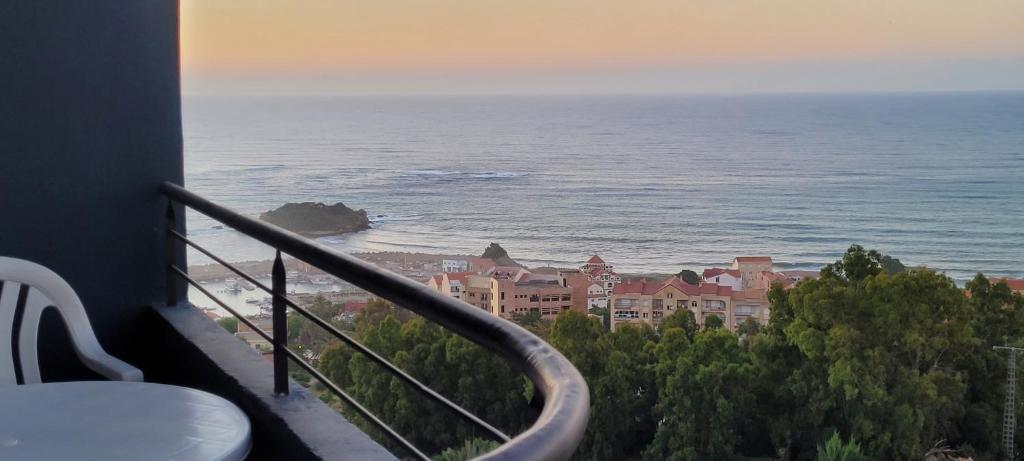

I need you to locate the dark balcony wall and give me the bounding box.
[0,2,184,377]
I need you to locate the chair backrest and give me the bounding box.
[0,256,139,385]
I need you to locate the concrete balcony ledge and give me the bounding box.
[141,304,396,461]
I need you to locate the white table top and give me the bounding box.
[0,381,251,461]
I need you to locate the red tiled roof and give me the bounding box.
[612,279,644,295]
[613,276,702,296]
[446,271,472,283]
[990,277,1024,292]
[734,256,773,263]
[586,255,605,264]
[700,283,732,296]
[655,276,702,295]
[430,275,443,285]
[343,301,368,312]
[703,268,740,279]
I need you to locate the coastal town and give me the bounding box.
[424,253,820,332]
[188,245,1024,354]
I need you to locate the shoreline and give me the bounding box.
[186,250,684,284]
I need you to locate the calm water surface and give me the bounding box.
[183,93,1024,282]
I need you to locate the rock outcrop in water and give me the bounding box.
[259,202,370,237]
[480,242,523,267]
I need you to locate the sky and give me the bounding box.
[180,0,1024,95]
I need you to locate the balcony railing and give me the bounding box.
[161,182,589,461]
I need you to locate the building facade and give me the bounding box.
[731,256,774,289]
[580,255,622,296]
[489,272,574,319]
[560,270,609,312]
[610,277,736,331]
[702,268,742,291]
[441,259,469,273]
[731,288,771,327]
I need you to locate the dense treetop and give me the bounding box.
[276,245,1023,461]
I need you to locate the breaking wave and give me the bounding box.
[402,170,528,180]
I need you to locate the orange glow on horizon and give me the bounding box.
[181,0,1024,76]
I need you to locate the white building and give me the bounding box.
[441,259,469,273]
[580,255,622,296]
[586,283,609,310]
[702,268,742,291]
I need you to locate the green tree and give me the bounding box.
[703,314,725,330]
[511,310,550,337]
[319,313,530,456]
[585,325,658,460]
[549,311,660,461]
[432,438,500,461]
[216,316,238,333]
[548,311,609,381]
[589,307,611,331]
[821,244,883,283]
[766,246,973,460]
[644,328,757,461]
[953,275,1024,458]
[677,269,701,285]
[293,295,342,353]
[736,317,762,338]
[815,431,864,461]
[879,254,906,275]
[658,309,699,341]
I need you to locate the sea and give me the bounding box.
[182,92,1024,284]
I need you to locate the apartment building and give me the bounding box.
[560,270,609,311]
[461,274,493,310]
[489,271,574,319]
[610,276,735,331]
[580,255,622,296]
[731,288,771,326]
[441,258,469,273]
[426,271,490,310]
[731,256,773,289]
[702,268,742,290]
[752,270,820,290]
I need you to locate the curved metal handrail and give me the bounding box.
[162,182,589,461]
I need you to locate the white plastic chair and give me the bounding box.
[0,256,143,386]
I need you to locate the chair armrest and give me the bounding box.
[79,351,145,382]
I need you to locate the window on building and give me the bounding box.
[500,292,505,300]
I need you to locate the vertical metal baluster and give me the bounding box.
[165,200,178,307]
[272,251,288,395]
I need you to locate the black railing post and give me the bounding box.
[272,250,289,395]
[165,200,179,307]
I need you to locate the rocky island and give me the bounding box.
[259,202,371,237]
